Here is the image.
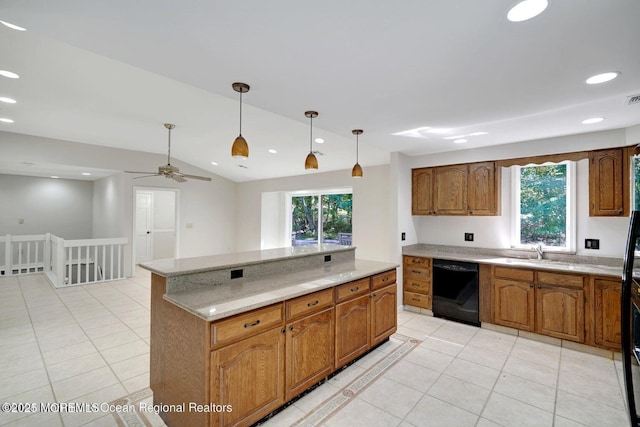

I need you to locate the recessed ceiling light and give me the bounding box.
[0,117,14,123]
[82,172,91,176]
[315,138,325,144]
[210,161,218,166]
[468,132,488,136]
[0,70,19,79]
[50,176,59,179]
[454,139,468,144]
[507,0,548,22]
[0,97,16,104]
[268,149,277,154]
[582,117,604,124]
[0,20,26,31]
[585,72,619,85]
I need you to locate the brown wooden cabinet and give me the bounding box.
[210,324,285,427]
[285,307,334,401]
[335,293,370,369]
[403,256,432,310]
[412,161,500,216]
[371,283,397,347]
[493,267,535,331]
[412,168,434,215]
[434,164,468,215]
[593,277,622,350]
[468,162,500,215]
[589,148,629,217]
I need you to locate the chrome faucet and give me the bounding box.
[533,243,544,260]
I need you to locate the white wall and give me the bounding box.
[0,174,93,238]
[236,165,392,262]
[398,128,632,258]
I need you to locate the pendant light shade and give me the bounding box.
[305,111,319,170]
[351,129,363,178]
[231,82,250,158]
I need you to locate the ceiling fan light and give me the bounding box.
[305,152,318,170]
[352,163,363,178]
[231,134,249,158]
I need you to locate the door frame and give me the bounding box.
[132,186,180,267]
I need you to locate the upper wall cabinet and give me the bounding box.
[412,162,500,216]
[589,148,629,217]
[412,168,434,215]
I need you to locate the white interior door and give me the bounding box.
[135,191,153,264]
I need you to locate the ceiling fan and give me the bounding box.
[125,123,212,183]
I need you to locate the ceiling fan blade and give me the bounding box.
[172,174,187,183]
[132,174,161,179]
[180,174,212,182]
[125,170,158,174]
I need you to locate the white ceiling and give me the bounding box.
[0,1,639,182]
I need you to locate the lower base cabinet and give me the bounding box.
[335,294,370,369]
[371,284,397,347]
[594,277,622,350]
[210,327,285,427]
[536,284,584,342]
[493,277,535,331]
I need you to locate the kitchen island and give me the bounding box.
[141,245,398,427]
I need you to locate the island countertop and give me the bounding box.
[163,259,398,322]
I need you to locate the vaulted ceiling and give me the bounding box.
[1,1,639,182]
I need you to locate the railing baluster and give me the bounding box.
[26,242,31,273]
[34,241,39,273]
[102,245,106,280]
[117,244,122,279]
[93,245,98,283]
[18,242,23,274]
[110,245,114,280]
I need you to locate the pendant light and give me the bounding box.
[351,129,363,178]
[231,82,250,158]
[304,111,319,170]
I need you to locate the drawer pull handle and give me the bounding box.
[412,270,421,274]
[382,277,389,282]
[412,259,421,263]
[307,300,319,307]
[411,298,420,301]
[350,287,359,292]
[244,320,261,328]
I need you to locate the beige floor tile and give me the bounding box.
[0,368,50,400]
[482,393,553,427]
[259,404,306,426]
[427,374,491,415]
[110,352,149,382]
[121,372,150,394]
[405,394,478,427]
[558,369,625,410]
[510,336,561,369]
[555,390,628,427]
[456,342,509,371]
[0,385,55,425]
[475,418,503,427]
[401,313,447,335]
[100,340,149,365]
[42,341,98,366]
[47,352,108,383]
[559,348,619,387]
[0,353,45,378]
[83,322,131,340]
[403,346,455,373]
[328,363,367,389]
[493,372,556,412]
[502,355,559,388]
[292,382,340,414]
[91,330,141,351]
[466,327,516,355]
[323,397,402,427]
[444,358,500,389]
[80,415,120,426]
[51,366,119,402]
[358,376,424,418]
[429,321,478,345]
[417,336,465,357]
[37,330,90,353]
[1,411,64,427]
[382,360,440,392]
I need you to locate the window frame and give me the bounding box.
[286,187,353,247]
[511,160,576,252]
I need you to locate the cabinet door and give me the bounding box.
[285,307,334,401]
[335,294,370,369]
[594,278,622,350]
[493,278,534,331]
[589,148,628,216]
[536,285,585,342]
[371,284,397,347]
[210,327,285,427]
[434,164,468,215]
[412,168,433,215]
[468,162,499,216]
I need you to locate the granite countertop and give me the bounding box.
[165,259,398,322]
[140,244,353,277]
[402,245,624,278]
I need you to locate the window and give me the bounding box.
[512,161,575,251]
[290,191,352,246]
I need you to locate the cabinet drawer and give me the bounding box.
[494,266,534,282]
[286,288,334,321]
[404,267,430,281]
[536,271,584,288]
[335,278,370,303]
[404,256,431,269]
[212,303,283,348]
[404,279,431,295]
[371,270,397,290]
[403,291,431,309]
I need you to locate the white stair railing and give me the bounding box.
[1,234,128,287]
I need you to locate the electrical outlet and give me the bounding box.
[464,233,474,242]
[401,232,406,241]
[585,238,600,250]
[230,269,243,279]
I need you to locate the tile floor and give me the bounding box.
[0,270,631,427]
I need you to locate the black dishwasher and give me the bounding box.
[432,259,480,326]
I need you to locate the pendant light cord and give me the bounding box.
[167,127,172,165]
[356,133,359,162]
[309,115,313,153]
[239,91,243,136]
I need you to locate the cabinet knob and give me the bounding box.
[289,325,294,331]
[350,287,359,292]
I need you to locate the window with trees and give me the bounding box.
[290,191,353,246]
[513,161,575,251]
